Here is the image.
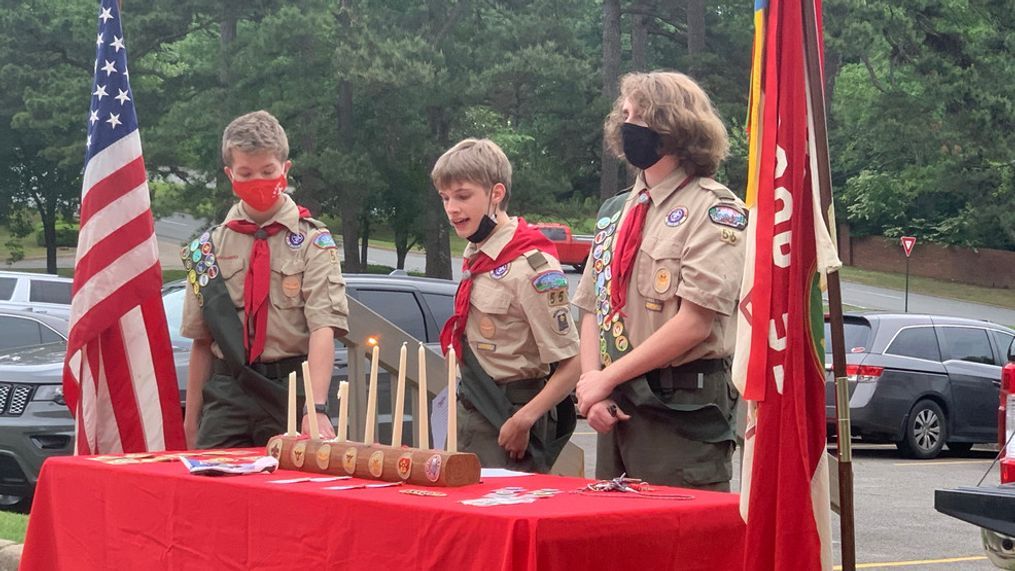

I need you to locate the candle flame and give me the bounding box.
[367,336,378,347]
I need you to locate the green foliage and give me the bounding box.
[34,220,79,247]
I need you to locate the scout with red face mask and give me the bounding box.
[179,110,349,450]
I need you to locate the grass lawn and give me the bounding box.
[0,511,28,543]
[838,266,1015,310]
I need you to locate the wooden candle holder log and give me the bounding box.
[266,434,481,487]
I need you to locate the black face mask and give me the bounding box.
[621,123,663,170]
[466,214,498,243]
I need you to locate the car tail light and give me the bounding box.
[845,364,883,383]
[1001,363,1015,460]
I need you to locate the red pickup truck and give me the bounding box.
[936,339,1015,569]
[534,223,594,272]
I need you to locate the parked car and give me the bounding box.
[0,271,73,319]
[0,272,456,511]
[935,337,1015,569]
[825,312,1014,459]
[533,222,593,272]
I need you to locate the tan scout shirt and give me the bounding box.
[573,167,747,366]
[464,217,580,383]
[180,195,349,362]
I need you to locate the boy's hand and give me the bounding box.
[302,413,336,440]
[576,369,616,416]
[586,399,630,434]
[497,414,533,461]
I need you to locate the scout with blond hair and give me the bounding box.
[180,110,349,449]
[434,138,579,473]
[573,72,746,490]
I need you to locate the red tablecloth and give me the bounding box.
[22,452,745,570]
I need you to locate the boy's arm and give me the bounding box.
[184,339,213,449]
[302,327,336,439]
[499,356,580,460]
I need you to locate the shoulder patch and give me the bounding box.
[524,250,548,271]
[708,205,748,230]
[531,270,568,293]
[313,231,338,249]
[699,178,738,201]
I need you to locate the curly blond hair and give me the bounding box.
[604,71,728,177]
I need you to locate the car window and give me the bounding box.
[161,287,188,345]
[885,327,941,361]
[824,320,871,354]
[0,278,16,301]
[0,316,44,351]
[938,327,995,365]
[538,227,566,241]
[355,289,427,342]
[421,293,455,333]
[29,280,72,304]
[40,325,63,344]
[991,330,1014,364]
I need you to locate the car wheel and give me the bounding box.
[572,263,585,273]
[896,400,947,459]
[947,442,974,454]
[0,494,31,513]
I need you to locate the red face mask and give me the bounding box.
[232,175,286,212]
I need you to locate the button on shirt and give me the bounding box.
[572,168,747,366]
[180,195,349,362]
[464,217,580,383]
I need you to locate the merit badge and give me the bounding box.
[287,232,305,249]
[189,239,200,252]
[191,250,202,263]
[531,270,567,293]
[187,270,197,284]
[179,245,190,260]
[611,211,621,224]
[603,353,613,367]
[479,316,496,338]
[606,223,617,237]
[316,444,332,471]
[282,275,302,298]
[199,231,210,243]
[199,274,209,287]
[592,244,603,260]
[666,207,688,227]
[313,231,338,250]
[204,253,216,266]
[424,454,442,483]
[200,242,212,255]
[708,205,748,230]
[645,299,663,312]
[615,335,629,352]
[720,227,738,245]
[207,265,219,279]
[596,216,611,230]
[490,263,510,279]
[291,440,308,469]
[611,321,624,338]
[183,258,194,271]
[195,261,207,274]
[368,450,385,478]
[342,447,358,475]
[654,268,672,294]
[191,281,200,295]
[594,231,606,245]
[599,338,607,355]
[266,437,284,460]
[595,273,605,295]
[195,292,204,307]
[397,454,413,480]
[601,250,612,266]
[604,265,612,281]
[593,259,605,274]
[553,308,570,335]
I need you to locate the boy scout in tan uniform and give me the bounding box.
[180,111,349,449]
[573,72,746,491]
[433,138,580,473]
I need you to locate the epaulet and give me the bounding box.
[614,184,635,197]
[698,178,739,202]
[301,216,328,230]
[523,249,549,271]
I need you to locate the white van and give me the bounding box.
[0,271,73,318]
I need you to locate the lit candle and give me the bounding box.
[336,381,349,442]
[447,346,458,453]
[418,342,429,449]
[364,340,380,444]
[391,342,407,447]
[302,361,319,439]
[287,371,298,436]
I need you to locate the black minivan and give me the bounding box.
[825,313,1014,459]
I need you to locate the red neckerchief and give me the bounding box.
[440,218,558,357]
[609,176,693,319]
[225,205,312,363]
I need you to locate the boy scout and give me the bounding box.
[573,72,747,491]
[433,138,580,473]
[180,110,349,449]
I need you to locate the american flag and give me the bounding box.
[62,0,185,455]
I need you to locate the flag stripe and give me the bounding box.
[73,210,155,295]
[81,130,142,202]
[79,156,146,227]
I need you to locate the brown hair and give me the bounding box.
[431,138,513,210]
[221,110,290,166]
[604,71,729,177]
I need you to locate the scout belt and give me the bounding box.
[458,344,576,473]
[184,229,290,426]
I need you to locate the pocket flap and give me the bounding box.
[470,280,511,314]
[217,257,246,280]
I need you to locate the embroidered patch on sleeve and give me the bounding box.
[313,231,338,249]
[531,270,568,293]
[707,205,748,230]
[547,288,568,307]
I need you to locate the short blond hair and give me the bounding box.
[431,138,512,210]
[221,110,290,166]
[604,71,729,177]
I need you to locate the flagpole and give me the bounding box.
[800,1,856,570]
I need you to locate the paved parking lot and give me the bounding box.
[569,422,999,570]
